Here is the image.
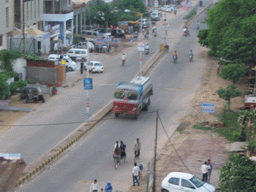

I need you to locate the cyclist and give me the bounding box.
[133,138,141,159]
[121,53,126,66]
[113,145,121,163]
[120,141,126,161]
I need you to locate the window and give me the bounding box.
[75,50,80,54]
[127,92,138,100]
[68,50,73,54]
[168,177,179,186]
[82,51,86,54]
[38,0,40,17]
[114,91,125,99]
[190,176,204,188]
[6,7,9,28]
[34,0,36,19]
[0,35,3,46]
[181,179,195,189]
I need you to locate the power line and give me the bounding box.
[158,113,192,174]
[0,110,157,127]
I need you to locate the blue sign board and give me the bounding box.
[201,103,215,113]
[84,78,93,90]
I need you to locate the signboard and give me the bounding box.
[137,42,145,52]
[113,38,121,44]
[0,100,9,107]
[154,0,158,7]
[84,78,93,90]
[0,153,21,160]
[201,103,215,113]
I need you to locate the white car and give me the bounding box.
[86,61,104,73]
[161,172,216,192]
[48,54,76,71]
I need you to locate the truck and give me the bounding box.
[113,76,153,119]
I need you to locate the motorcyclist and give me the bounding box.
[173,50,178,60]
[152,26,157,33]
[183,27,189,35]
[196,20,200,29]
[145,44,149,50]
[189,50,194,57]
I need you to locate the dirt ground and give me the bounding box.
[128,49,247,192]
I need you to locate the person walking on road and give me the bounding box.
[207,159,213,183]
[132,163,140,186]
[121,53,126,66]
[201,161,210,182]
[105,182,112,192]
[133,138,141,159]
[80,60,84,74]
[90,179,99,192]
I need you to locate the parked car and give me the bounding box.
[62,57,77,71]
[67,48,88,61]
[151,11,160,21]
[142,18,150,28]
[161,172,216,192]
[85,61,104,73]
[48,54,61,61]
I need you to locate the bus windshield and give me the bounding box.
[127,92,138,100]
[114,91,125,99]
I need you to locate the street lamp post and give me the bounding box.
[140,13,143,74]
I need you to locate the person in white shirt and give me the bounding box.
[201,161,210,182]
[114,141,120,149]
[132,163,140,186]
[90,179,99,192]
[121,53,126,66]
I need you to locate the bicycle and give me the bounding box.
[134,150,140,163]
[122,59,126,66]
[113,155,120,169]
[173,55,178,63]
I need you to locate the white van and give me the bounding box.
[67,48,88,61]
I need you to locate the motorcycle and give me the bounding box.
[173,55,177,63]
[183,30,190,36]
[189,54,193,62]
[196,24,200,30]
[145,49,149,55]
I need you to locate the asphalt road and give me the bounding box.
[16,6,209,192]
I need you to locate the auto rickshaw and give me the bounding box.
[21,86,45,103]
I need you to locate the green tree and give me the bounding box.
[216,84,242,110]
[219,154,256,191]
[221,63,247,83]
[86,0,118,26]
[203,0,256,62]
[197,29,209,47]
[0,73,9,99]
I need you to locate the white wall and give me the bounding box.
[12,58,27,81]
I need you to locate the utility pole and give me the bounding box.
[152,109,159,192]
[22,0,25,54]
[140,13,143,74]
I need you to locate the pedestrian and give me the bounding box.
[120,140,126,161]
[130,36,133,46]
[80,60,84,74]
[101,189,104,192]
[133,138,141,159]
[217,62,220,74]
[114,141,120,149]
[90,179,99,192]
[105,182,112,192]
[132,163,140,186]
[174,8,177,15]
[201,161,210,182]
[207,159,213,183]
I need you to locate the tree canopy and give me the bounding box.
[198,0,256,63]
[219,154,256,191]
[216,84,242,110]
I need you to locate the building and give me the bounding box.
[0,0,14,50]
[43,0,74,50]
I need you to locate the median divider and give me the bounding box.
[17,47,168,187]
